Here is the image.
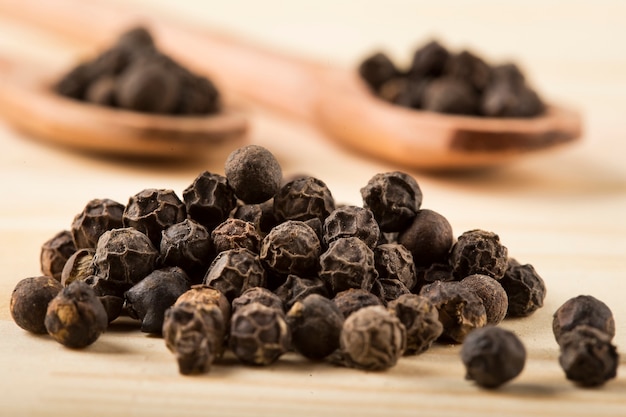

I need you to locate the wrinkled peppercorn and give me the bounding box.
[420,280,487,343]
[461,326,526,389]
[274,274,328,311]
[409,40,450,79]
[371,278,411,305]
[414,262,455,292]
[552,295,616,344]
[273,177,335,223]
[333,288,383,318]
[124,266,190,333]
[397,209,454,267]
[175,284,231,326]
[45,281,108,348]
[323,206,379,249]
[339,306,406,370]
[500,258,546,318]
[286,294,344,360]
[203,248,266,302]
[183,171,237,232]
[160,219,213,284]
[320,237,378,295]
[459,274,508,325]
[260,220,321,279]
[229,302,291,366]
[360,171,422,233]
[40,230,76,281]
[10,276,64,334]
[387,294,442,355]
[374,243,417,291]
[211,218,261,254]
[123,188,186,247]
[232,287,284,314]
[449,229,508,280]
[358,52,399,91]
[224,145,283,204]
[71,198,125,250]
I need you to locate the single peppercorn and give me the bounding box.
[358,52,399,91]
[260,220,321,279]
[421,78,480,115]
[378,77,428,109]
[387,294,443,355]
[10,276,64,334]
[122,188,187,247]
[183,171,237,232]
[44,281,108,349]
[371,278,411,305]
[286,294,344,360]
[557,325,619,387]
[160,219,213,284]
[449,229,508,280]
[481,83,544,118]
[274,274,328,311]
[333,288,383,318]
[319,237,378,295]
[71,198,125,250]
[224,145,283,204]
[229,302,291,366]
[40,230,76,281]
[175,284,231,326]
[414,262,455,292]
[409,40,450,79]
[374,243,417,291]
[203,248,267,302]
[232,287,284,314]
[459,274,508,325]
[339,305,406,371]
[444,50,492,93]
[360,171,422,233]
[460,326,526,389]
[211,218,261,254]
[124,267,191,334]
[273,176,335,223]
[500,258,546,318]
[60,248,96,287]
[397,209,454,267]
[552,295,616,344]
[420,280,487,343]
[323,206,379,249]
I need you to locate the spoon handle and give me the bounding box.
[0,0,331,121]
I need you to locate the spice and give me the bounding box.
[273,176,335,223]
[397,209,454,267]
[203,248,267,302]
[44,281,108,348]
[319,237,378,295]
[323,205,379,248]
[160,219,214,284]
[175,284,231,325]
[286,294,344,360]
[357,52,399,91]
[339,305,406,371]
[10,276,63,334]
[40,230,76,281]
[371,278,411,305]
[499,258,546,318]
[211,218,261,254]
[373,243,417,291]
[449,229,508,280]
[552,295,615,344]
[231,287,284,314]
[332,288,383,318]
[183,171,237,232]
[387,294,443,355]
[274,274,328,311]
[224,145,283,204]
[460,326,526,389]
[409,40,449,79]
[260,220,321,278]
[459,274,508,325]
[60,248,95,286]
[421,78,480,115]
[71,198,124,250]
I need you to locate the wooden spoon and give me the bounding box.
[0,0,582,170]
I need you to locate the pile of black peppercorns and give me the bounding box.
[10,145,619,388]
[54,26,221,115]
[358,40,545,118]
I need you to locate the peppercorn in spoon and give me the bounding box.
[0,0,581,169]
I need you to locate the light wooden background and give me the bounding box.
[0,1,625,416]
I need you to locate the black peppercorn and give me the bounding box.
[160,219,213,284]
[224,145,283,204]
[60,248,96,287]
[319,237,378,295]
[40,230,76,281]
[10,276,64,334]
[460,326,526,389]
[414,262,455,292]
[409,40,450,79]
[323,205,379,249]
[332,288,383,318]
[339,305,406,371]
[71,198,125,250]
[175,284,231,326]
[374,243,417,291]
[45,281,108,348]
[183,171,237,232]
[449,229,508,280]
[211,218,261,254]
[397,209,454,267]
[500,258,546,318]
[232,287,284,314]
[459,274,508,325]
[358,52,399,91]
[274,274,328,311]
[371,278,411,305]
[229,302,291,366]
[552,295,616,344]
[360,171,422,233]
[273,177,335,223]
[260,220,321,278]
[481,83,544,118]
[124,266,191,334]
[377,77,429,109]
[444,50,492,93]
[203,248,267,302]
[286,294,344,360]
[387,294,443,355]
[421,78,480,115]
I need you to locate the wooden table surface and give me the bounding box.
[1,1,625,416]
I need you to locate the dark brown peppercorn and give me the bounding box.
[211,218,261,254]
[557,325,619,387]
[61,248,96,286]
[274,274,328,311]
[260,221,321,278]
[552,295,616,344]
[175,284,231,326]
[460,326,526,389]
[319,237,378,295]
[332,288,383,318]
[176,73,221,115]
[358,52,399,91]
[44,281,108,348]
[286,294,344,360]
[374,243,417,291]
[360,171,422,233]
[414,262,455,292]
[409,40,450,79]
[229,302,291,366]
[339,305,406,371]
[378,77,429,109]
[459,274,508,325]
[449,229,508,280]
[444,50,492,92]
[98,294,125,323]
[163,302,225,375]
[323,205,379,249]
[85,75,117,106]
[183,171,237,232]
[71,198,124,250]
[231,287,284,314]
[273,177,335,223]
[203,248,267,302]
[124,266,190,333]
[421,78,480,115]
[387,294,443,355]
[500,258,546,318]
[123,188,186,247]
[371,278,411,305]
[160,219,213,284]
[10,276,64,334]
[40,230,76,281]
[481,83,544,118]
[224,145,283,204]
[397,209,453,267]
[420,280,487,343]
